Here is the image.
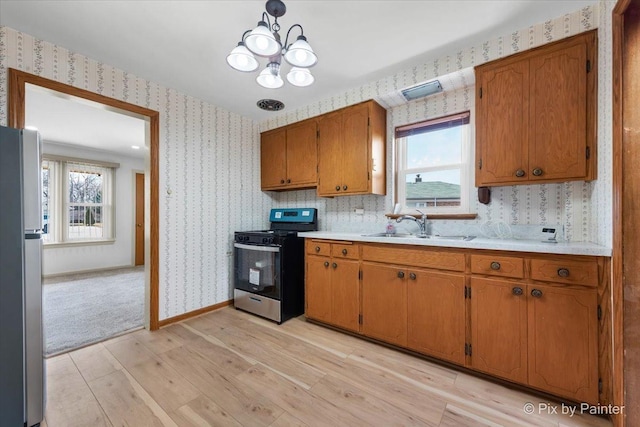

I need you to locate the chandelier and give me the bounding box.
[226,0,317,89]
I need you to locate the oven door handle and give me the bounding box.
[234,243,280,252]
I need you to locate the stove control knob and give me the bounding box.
[262,237,268,244]
[268,237,274,244]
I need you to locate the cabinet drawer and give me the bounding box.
[362,245,465,272]
[331,243,359,260]
[306,240,331,257]
[471,254,524,278]
[530,258,598,287]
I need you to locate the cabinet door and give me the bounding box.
[317,112,343,196]
[341,104,370,194]
[330,259,360,332]
[470,277,528,384]
[527,284,599,404]
[407,270,465,365]
[361,262,407,347]
[286,121,318,186]
[260,129,287,189]
[529,41,588,181]
[305,256,332,323]
[476,60,529,186]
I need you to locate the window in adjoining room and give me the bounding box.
[395,111,472,214]
[41,157,116,244]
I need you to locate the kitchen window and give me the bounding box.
[42,156,117,244]
[395,111,472,214]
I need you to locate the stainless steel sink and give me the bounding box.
[424,235,476,241]
[363,233,476,241]
[363,232,415,238]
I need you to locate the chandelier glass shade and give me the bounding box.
[226,0,317,89]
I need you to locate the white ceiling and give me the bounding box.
[0,0,599,123]
[25,85,147,158]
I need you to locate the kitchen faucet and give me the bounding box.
[396,209,428,237]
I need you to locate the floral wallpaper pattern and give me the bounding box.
[0,1,614,321]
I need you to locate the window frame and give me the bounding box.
[395,111,474,215]
[42,155,117,245]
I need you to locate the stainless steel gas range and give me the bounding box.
[233,208,317,324]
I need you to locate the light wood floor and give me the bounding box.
[43,307,612,427]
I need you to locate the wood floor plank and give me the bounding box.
[169,395,243,427]
[132,327,184,355]
[69,342,123,383]
[439,404,504,427]
[125,357,201,413]
[310,373,430,426]
[104,336,157,368]
[236,364,369,427]
[211,324,326,389]
[159,345,284,427]
[268,412,309,427]
[87,370,169,427]
[45,354,112,427]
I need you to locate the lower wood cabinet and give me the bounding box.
[305,241,360,332]
[407,270,466,365]
[361,263,407,347]
[305,239,607,405]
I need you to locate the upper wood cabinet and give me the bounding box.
[475,30,597,186]
[317,100,386,197]
[260,119,318,191]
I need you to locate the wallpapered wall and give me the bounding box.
[0,26,271,320]
[262,2,613,247]
[0,1,614,321]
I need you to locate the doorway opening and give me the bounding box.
[8,69,161,337]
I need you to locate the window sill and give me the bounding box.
[385,213,477,220]
[43,239,116,248]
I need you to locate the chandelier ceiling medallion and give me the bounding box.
[226,0,318,89]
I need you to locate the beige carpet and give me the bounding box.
[43,266,144,356]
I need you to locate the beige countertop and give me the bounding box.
[299,231,612,257]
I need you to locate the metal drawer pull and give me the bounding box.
[512,287,523,296]
[335,185,341,191]
[532,168,543,176]
[397,271,405,279]
[557,268,570,278]
[490,261,501,270]
[515,169,525,177]
[332,262,338,269]
[531,289,543,298]
[409,273,416,280]
[287,179,291,183]
[343,185,348,190]
[280,179,285,184]
[324,261,329,267]
[342,248,348,255]
[315,246,321,252]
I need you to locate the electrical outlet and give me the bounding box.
[354,208,364,215]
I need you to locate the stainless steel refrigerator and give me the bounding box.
[0,126,45,427]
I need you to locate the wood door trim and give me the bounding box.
[8,68,162,331]
[612,1,632,426]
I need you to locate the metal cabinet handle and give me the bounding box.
[557,268,570,278]
[409,272,416,280]
[512,287,523,296]
[397,271,405,279]
[287,179,291,183]
[332,262,338,269]
[324,261,329,267]
[342,248,348,255]
[531,289,543,298]
[515,169,525,178]
[532,168,543,177]
[343,185,348,191]
[490,261,501,270]
[315,246,321,252]
[335,185,341,191]
[280,179,285,184]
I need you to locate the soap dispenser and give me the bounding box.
[385,219,396,235]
